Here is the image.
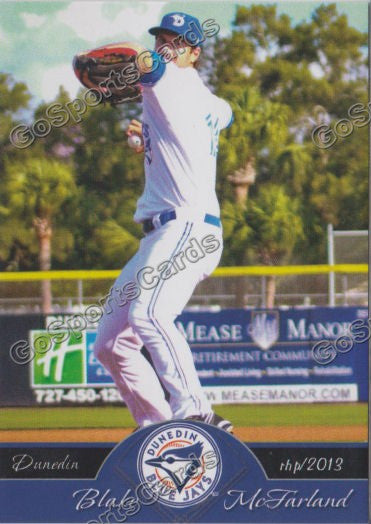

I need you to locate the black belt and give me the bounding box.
[142,211,221,234]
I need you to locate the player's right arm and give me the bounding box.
[126,119,143,137]
[125,49,167,153]
[126,119,144,153]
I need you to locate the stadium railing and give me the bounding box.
[0,264,367,312]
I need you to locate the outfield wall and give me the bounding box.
[0,307,368,407]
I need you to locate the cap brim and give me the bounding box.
[148,26,182,36]
[148,26,162,35]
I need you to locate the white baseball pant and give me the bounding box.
[94,217,223,427]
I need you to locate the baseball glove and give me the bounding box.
[73,43,143,105]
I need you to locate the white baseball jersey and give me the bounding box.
[133,61,233,223]
[95,58,231,427]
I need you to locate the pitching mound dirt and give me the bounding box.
[0,425,367,442]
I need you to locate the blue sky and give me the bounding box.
[0,1,367,107]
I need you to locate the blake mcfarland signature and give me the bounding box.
[224,488,354,511]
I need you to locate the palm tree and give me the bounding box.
[219,86,290,203]
[227,158,257,207]
[247,184,304,307]
[219,87,293,306]
[5,157,76,313]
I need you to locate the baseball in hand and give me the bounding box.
[128,134,143,149]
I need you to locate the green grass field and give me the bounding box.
[1,403,367,430]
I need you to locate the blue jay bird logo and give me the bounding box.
[145,441,203,493]
[137,422,222,507]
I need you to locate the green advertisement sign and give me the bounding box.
[31,331,86,386]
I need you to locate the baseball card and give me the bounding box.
[0,1,368,523]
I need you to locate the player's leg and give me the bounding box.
[127,219,223,419]
[94,252,172,426]
[163,222,234,431]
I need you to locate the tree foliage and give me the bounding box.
[215,3,367,265]
[0,3,367,273]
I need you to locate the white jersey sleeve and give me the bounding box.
[142,62,232,129]
[211,94,233,130]
[134,60,233,223]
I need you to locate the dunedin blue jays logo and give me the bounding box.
[171,14,185,26]
[137,422,222,507]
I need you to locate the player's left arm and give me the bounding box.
[138,52,167,86]
[73,41,165,102]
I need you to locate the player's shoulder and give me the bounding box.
[166,62,202,83]
[141,61,199,90]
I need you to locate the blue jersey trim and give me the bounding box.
[226,113,234,129]
[140,52,166,86]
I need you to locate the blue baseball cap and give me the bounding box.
[148,12,204,47]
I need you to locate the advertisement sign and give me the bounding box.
[178,307,368,404]
[24,307,368,405]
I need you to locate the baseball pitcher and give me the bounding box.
[75,12,234,432]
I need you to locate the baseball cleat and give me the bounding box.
[211,413,234,433]
[186,413,234,434]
